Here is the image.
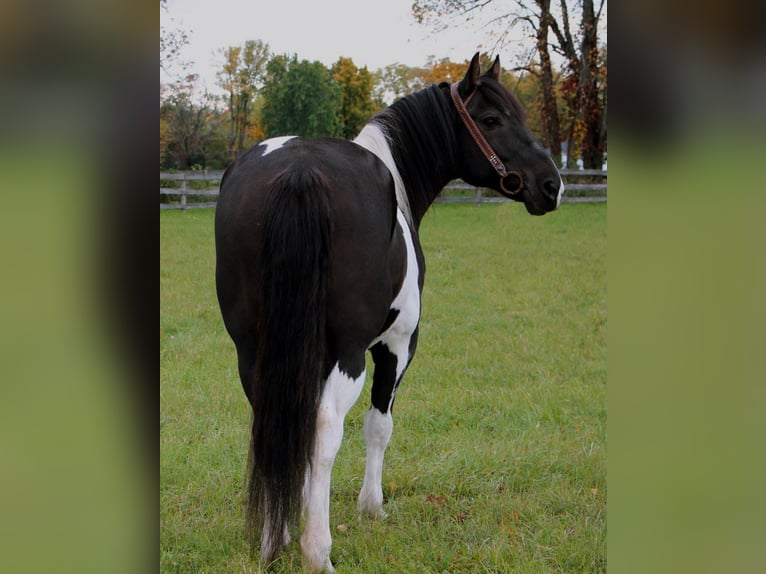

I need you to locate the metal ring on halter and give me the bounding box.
[500,171,524,196]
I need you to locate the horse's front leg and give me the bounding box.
[301,362,365,573]
[358,327,419,519]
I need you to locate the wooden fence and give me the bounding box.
[160,171,224,210]
[160,168,606,210]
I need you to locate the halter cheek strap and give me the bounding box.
[450,82,523,196]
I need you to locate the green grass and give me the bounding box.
[160,202,606,573]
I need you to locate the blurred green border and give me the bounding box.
[607,130,766,573]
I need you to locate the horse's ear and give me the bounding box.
[484,55,501,81]
[459,52,482,96]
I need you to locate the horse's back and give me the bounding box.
[216,136,395,239]
[215,136,402,376]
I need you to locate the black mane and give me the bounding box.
[370,84,459,225]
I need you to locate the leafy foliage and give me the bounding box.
[372,63,427,106]
[160,74,222,170]
[160,0,190,77]
[159,31,603,170]
[216,40,271,157]
[331,57,378,139]
[260,55,342,138]
[420,56,470,85]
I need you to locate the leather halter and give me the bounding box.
[450,82,523,196]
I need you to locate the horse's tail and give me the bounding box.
[247,166,333,562]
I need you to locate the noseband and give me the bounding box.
[450,82,523,196]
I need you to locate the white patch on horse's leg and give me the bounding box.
[358,407,393,518]
[357,335,411,520]
[301,363,365,574]
[360,210,422,522]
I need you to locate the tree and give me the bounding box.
[543,0,606,167]
[160,74,218,169]
[575,0,605,168]
[160,0,190,78]
[533,0,563,163]
[331,57,377,139]
[216,40,271,158]
[371,58,470,107]
[511,65,553,141]
[420,56,470,85]
[260,56,342,138]
[372,64,426,106]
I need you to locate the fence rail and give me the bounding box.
[160,168,606,210]
[160,171,224,210]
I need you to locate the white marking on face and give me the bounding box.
[259,135,297,157]
[556,174,565,208]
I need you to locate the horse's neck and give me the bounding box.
[354,121,455,228]
[354,124,415,228]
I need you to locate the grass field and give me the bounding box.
[160,202,606,573]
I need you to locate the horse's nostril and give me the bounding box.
[543,179,560,198]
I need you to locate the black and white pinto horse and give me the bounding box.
[215,54,563,572]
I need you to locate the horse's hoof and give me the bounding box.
[357,504,388,522]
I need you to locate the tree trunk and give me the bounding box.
[566,125,578,169]
[237,94,250,153]
[536,0,561,165]
[227,92,237,161]
[579,0,603,169]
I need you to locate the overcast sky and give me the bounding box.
[160,0,534,94]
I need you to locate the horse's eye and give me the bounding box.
[482,117,501,128]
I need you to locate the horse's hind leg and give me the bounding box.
[358,328,419,518]
[301,361,366,573]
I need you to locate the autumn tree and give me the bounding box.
[510,65,554,140]
[372,64,427,106]
[331,57,377,139]
[371,58,469,107]
[575,0,605,168]
[371,56,498,108]
[161,74,218,169]
[216,39,271,158]
[160,86,172,166]
[533,0,563,162]
[260,56,342,138]
[160,0,189,78]
[420,56,470,85]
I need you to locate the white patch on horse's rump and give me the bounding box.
[259,135,297,157]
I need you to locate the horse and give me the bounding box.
[214,53,563,572]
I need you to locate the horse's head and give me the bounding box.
[449,54,563,215]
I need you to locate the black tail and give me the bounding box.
[247,167,333,562]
